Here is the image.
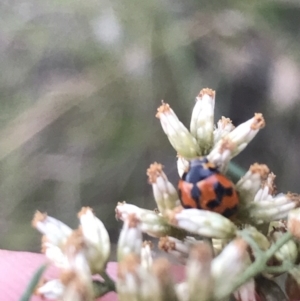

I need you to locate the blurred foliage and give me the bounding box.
[1,0,300,251]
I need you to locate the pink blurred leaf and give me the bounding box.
[0,250,185,301]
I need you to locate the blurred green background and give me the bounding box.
[1,0,300,252]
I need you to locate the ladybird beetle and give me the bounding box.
[178,157,239,218]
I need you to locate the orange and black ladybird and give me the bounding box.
[178,158,239,218]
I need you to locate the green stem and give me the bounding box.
[227,162,246,180]
[217,231,293,299]
[265,232,293,258]
[264,262,294,274]
[238,230,263,257]
[93,270,116,298]
[100,270,116,292]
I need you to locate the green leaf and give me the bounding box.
[19,264,48,301]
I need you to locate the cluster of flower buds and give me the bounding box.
[156,88,265,171]
[237,165,300,223]
[155,88,300,225]
[116,210,257,301]
[33,207,110,300]
[147,87,300,299]
[31,87,300,301]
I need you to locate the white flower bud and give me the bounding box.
[190,88,215,155]
[266,223,297,275]
[207,114,265,171]
[78,207,111,273]
[236,163,270,206]
[147,162,180,214]
[32,211,72,247]
[35,279,65,300]
[32,211,72,267]
[151,258,179,301]
[206,137,236,172]
[115,202,144,220]
[42,241,69,268]
[276,239,298,265]
[212,238,229,256]
[60,252,94,301]
[212,239,251,299]
[186,243,214,301]
[166,207,237,239]
[175,282,189,301]
[116,202,184,238]
[141,241,153,270]
[140,209,181,238]
[226,113,265,158]
[288,208,300,239]
[249,193,300,223]
[159,236,190,261]
[156,102,199,158]
[177,155,189,178]
[254,172,276,202]
[214,116,235,145]
[117,254,161,301]
[117,214,142,261]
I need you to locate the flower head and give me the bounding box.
[33,208,111,276]
[166,207,237,239]
[117,213,142,261]
[78,207,110,273]
[190,88,215,155]
[156,102,199,158]
[157,90,265,172]
[214,116,235,144]
[147,162,180,214]
[236,163,270,206]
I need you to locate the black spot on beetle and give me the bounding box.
[222,205,238,218]
[191,185,202,209]
[206,199,220,209]
[213,182,226,202]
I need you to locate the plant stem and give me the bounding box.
[100,270,116,292]
[93,269,116,298]
[264,262,293,274]
[217,231,293,299]
[238,231,263,256]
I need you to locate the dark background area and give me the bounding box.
[1,0,300,252]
